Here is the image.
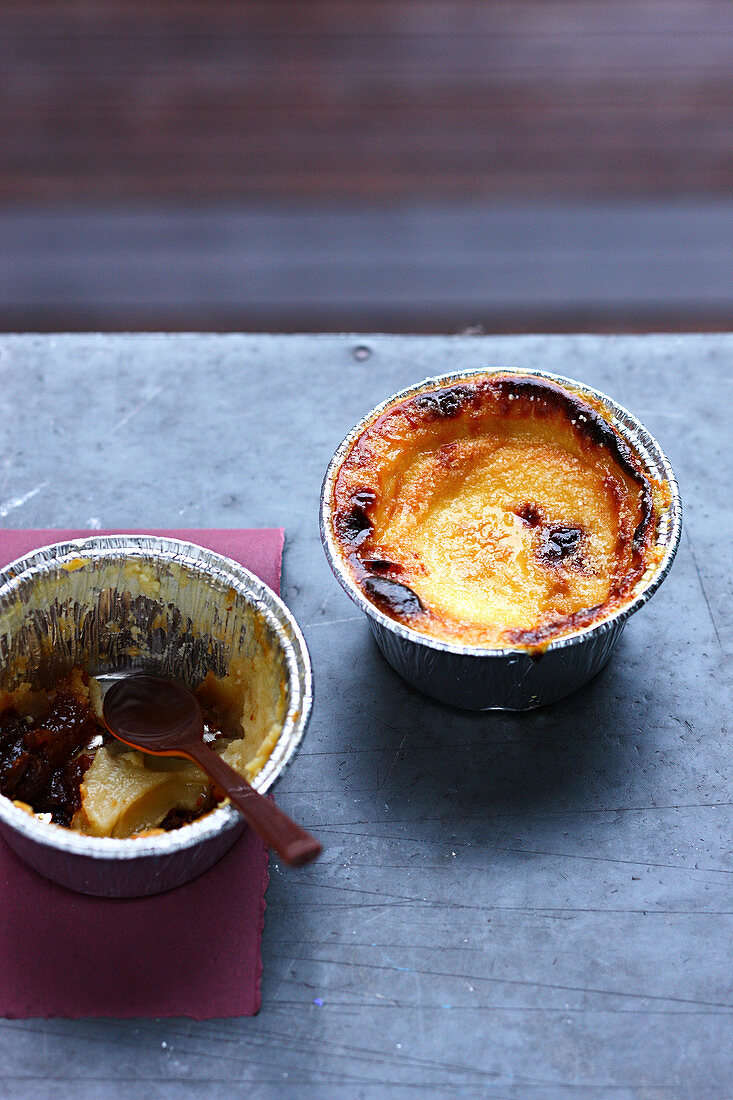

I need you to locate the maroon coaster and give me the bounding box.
[0,528,284,1018]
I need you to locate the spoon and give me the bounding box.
[102,673,321,866]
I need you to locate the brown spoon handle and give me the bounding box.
[185,741,321,867]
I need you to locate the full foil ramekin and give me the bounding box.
[320,368,682,711]
[0,535,313,896]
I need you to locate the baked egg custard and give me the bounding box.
[331,374,661,648]
[0,661,286,839]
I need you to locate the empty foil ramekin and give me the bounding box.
[320,368,682,710]
[0,535,313,896]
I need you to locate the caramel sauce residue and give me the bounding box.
[0,655,287,838]
[332,375,659,648]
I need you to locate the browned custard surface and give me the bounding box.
[332,375,659,647]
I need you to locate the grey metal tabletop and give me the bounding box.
[0,333,730,1099]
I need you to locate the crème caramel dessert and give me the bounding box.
[0,661,285,838]
[331,374,662,648]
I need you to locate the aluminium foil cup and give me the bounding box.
[320,368,682,711]
[0,535,313,896]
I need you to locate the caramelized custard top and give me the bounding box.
[331,374,658,648]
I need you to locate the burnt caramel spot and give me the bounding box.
[492,375,653,547]
[539,524,584,563]
[507,603,604,647]
[516,502,542,528]
[336,488,377,547]
[363,558,404,575]
[413,385,474,419]
[363,576,424,619]
[634,480,654,549]
[519,505,585,567]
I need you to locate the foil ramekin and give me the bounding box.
[320,368,682,711]
[0,535,313,896]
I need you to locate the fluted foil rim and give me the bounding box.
[320,367,683,658]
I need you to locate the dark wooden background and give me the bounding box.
[3,0,732,200]
[1,1,731,331]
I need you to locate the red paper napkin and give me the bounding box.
[0,528,284,1018]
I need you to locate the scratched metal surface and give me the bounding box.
[0,334,730,1099]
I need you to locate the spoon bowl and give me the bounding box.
[103,674,322,867]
